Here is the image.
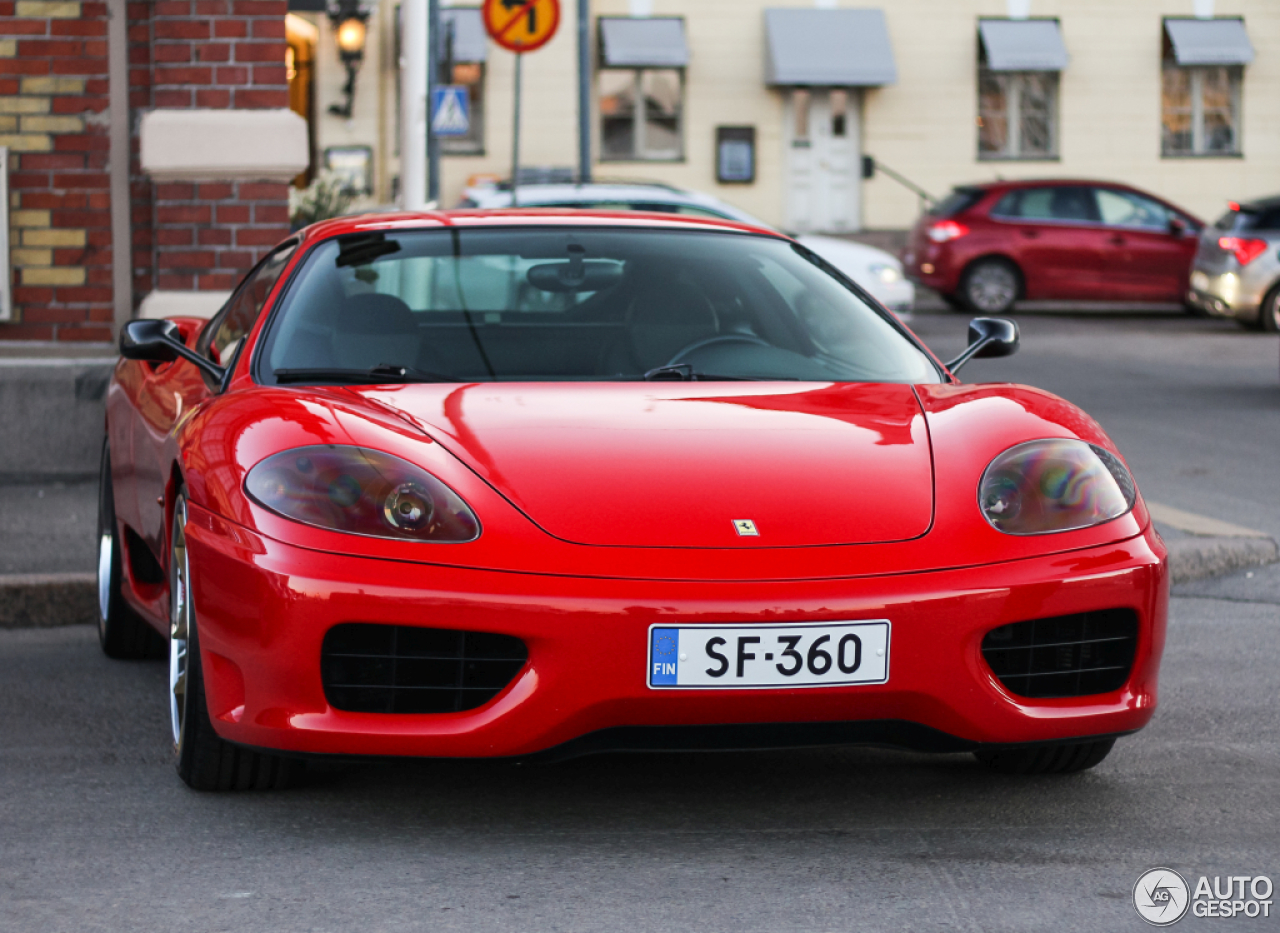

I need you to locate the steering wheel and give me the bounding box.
[666,333,773,366]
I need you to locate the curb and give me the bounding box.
[1165,535,1280,585]
[2,532,1278,630]
[0,573,96,629]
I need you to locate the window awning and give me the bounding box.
[439,8,488,64]
[599,18,689,68]
[1164,18,1254,66]
[764,9,896,87]
[979,19,1068,72]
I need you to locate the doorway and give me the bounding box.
[784,87,860,233]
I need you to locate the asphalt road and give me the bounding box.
[0,590,1276,933]
[1,309,1277,931]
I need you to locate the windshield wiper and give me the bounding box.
[273,364,456,385]
[642,364,793,382]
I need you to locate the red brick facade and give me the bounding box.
[129,0,291,308]
[1,0,293,342]
[0,1,112,342]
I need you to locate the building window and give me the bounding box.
[440,62,486,156]
[1161,66,1240,157]
[978,71,1057,160]
[599,69,683,161]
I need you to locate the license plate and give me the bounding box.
[1190,270,1209,291]
[647,621,890,689]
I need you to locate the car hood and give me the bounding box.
[356,382,933,548]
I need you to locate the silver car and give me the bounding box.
[1187,198,1280,331]
[458,181,916,314]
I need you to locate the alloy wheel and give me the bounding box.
[966,263,1018,314]
[169,499,190,752]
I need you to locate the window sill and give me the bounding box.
[977,154,1061,162]
[599,156,686,164]
[1160,151,1243,159]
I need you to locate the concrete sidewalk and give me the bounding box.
[0,343,116,484]
[0,478,1274,628]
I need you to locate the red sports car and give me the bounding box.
[903,179,1203,314]
[99,211,1168,791]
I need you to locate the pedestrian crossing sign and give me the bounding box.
[431,86,471,137]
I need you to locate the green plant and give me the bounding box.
[289,173,356,230]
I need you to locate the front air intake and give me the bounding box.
[981,609,1138,699]
[321,623,528,714]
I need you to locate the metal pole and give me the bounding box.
[400,0,427,210]
[577,0,591,183]
[511,52,522,207]
[426,0,441,206]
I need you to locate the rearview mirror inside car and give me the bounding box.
[527,260,623,293]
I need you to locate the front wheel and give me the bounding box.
[170,493,300,791]
[960,259,1020,315]
[974,738,1115,775]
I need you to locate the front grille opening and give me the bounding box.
[321,624,528,714]
[981,609,1138,699]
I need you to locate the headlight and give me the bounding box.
[868,262,903,284]
[978,439,1136,535]
[245,445,480,542]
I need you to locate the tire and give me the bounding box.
[1257,284,1280,333]
[170,493,301,791]
[97,440,165,659]
[959,259,1020,315]
[974,738,1115,775]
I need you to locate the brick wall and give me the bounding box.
[0,0,293,342]
[1,1,112,342]
[130,0,292,311]
[127,0,293,305]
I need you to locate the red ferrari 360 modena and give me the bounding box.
[99,210,1167,791]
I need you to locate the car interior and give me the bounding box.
[259,228,938,384]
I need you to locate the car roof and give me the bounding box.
[461,182,765,224]
[1235,195,1280,212]
[299,208,784,243]
[953,178,1169,193]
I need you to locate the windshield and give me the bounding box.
[257,227,940,384]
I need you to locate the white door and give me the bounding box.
[784,88,861,233]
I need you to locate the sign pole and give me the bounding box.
[511,51,522,207]
[577,0,590,183]
[482,0,559,205]
[426,0,441,205]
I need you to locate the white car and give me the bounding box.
[459,181,915,314]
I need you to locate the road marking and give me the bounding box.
[1147,502,1271,539]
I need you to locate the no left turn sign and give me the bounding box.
[482,0,561,53]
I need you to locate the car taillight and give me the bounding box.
[927,220,969,243]
[1218,236,1268,265]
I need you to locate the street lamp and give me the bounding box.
[328,0,371,119]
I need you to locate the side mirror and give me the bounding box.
[1168,216,1188,237]
[120,319,225,381]
[945,317,1019,374]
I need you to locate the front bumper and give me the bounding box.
[185,504,1168,759]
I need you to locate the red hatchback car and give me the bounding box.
[904,180,1204,314]
[100,210,1167,791]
